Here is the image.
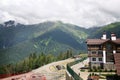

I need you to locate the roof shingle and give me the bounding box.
[86,39,109,45]
[112,39,120,44]
[87,39,120,45]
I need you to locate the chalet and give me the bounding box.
[86,32,120,75]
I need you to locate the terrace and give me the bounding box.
[66,55,88,80]
[66,54,117,80]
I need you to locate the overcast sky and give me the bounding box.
[0,0,120,28]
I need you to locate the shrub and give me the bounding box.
[99,69,102,72]
[104,69,108,72]
[93,66,96,69]
[94,74,98,76]
[91,73,95,76]
[88,73,92,77]
[80,69,85,72]
[109,69,113,72]
[94,68,97,72]
[98,66,101,70]
[88,68,92,72]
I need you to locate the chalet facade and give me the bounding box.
[86,32,120,75]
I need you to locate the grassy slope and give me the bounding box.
[90,22,120,38]
[1,21,120,65]
[0,21,88,65]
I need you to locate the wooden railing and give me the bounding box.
[88,47,101,50]
[88,53,103,57]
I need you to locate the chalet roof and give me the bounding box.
[114,53,120,76]
[112,39,120,44]
[86,39,120,45]
[86,39,109,45]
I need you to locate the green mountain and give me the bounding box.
[0,21,88,65]
[91,22,120,38]
[1,20,120,65]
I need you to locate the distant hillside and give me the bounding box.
[91,22,120,38]
[0,20,120,65]
[0,20,88,65]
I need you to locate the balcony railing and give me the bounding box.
[88,53,103,57]
[66,57,87,80]
[116,50,120,53]
[88,47,102,50]
[117,47,120,50]
[88,50,103,54]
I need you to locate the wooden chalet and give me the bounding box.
[86,32,120,75]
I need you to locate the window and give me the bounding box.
[92,58,96,61]
[92,51,96,54]
[99,58,102,61]
[98,51,102,54]
[99,45,102,49]
[106,43,112,50]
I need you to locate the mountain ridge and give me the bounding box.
[0,20,87,65]
[0,20,120,65]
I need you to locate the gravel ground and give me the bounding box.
[32,58,74,80]
[1,58,74,80]
[71,58,89,80]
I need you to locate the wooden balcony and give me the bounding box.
[116,50,120,53]
[88,47,102,50]
[88,53,103,57]
[117,47,120,50]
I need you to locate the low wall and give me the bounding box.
[66,57,87,80]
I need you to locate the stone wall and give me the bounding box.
[90,63,101,69]
[104,63,116,70]
[66,71,73,80]
[90,62,115,70]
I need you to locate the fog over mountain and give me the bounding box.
[0,0,120,28]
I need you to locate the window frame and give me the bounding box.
[98,58,103,61]
[92,58,96,61]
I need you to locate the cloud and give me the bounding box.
[0,0,120,28]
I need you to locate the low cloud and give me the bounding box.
[0,0,120,28]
